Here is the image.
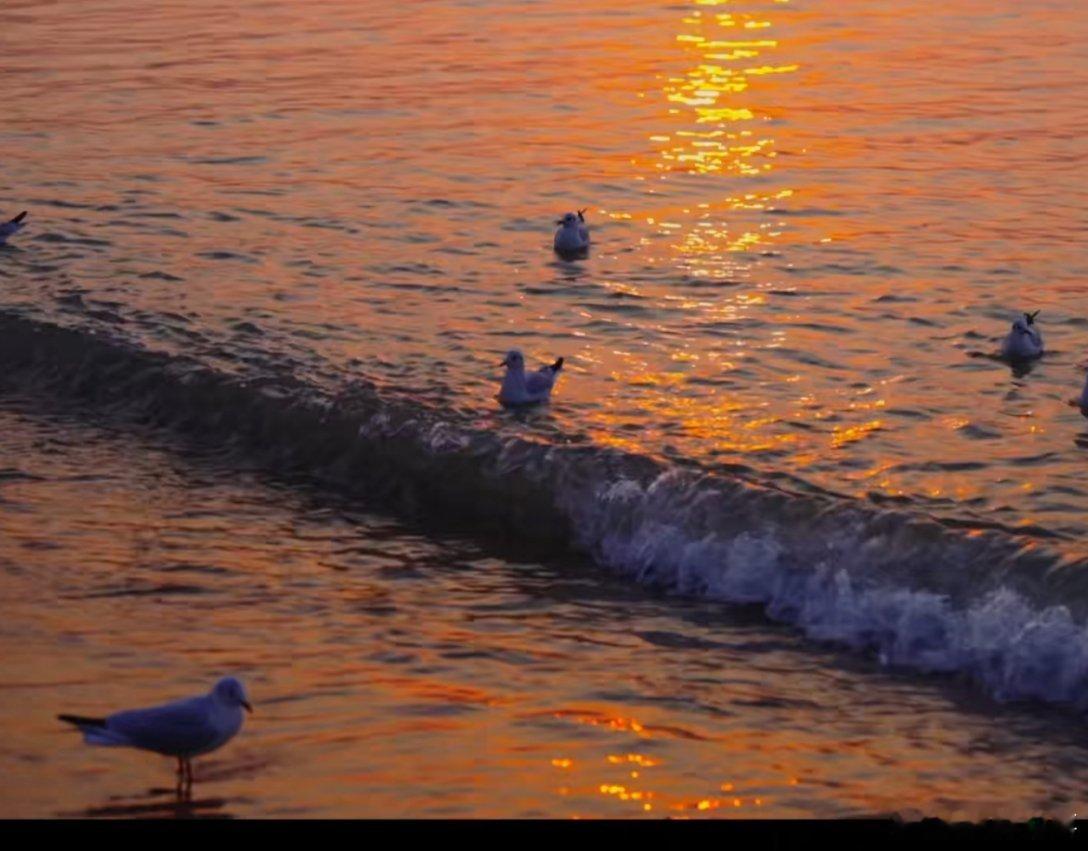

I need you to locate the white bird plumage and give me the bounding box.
[553,209,589,256]
[497,349,564,407]
[58,676,252,787]
[0,211,28,244]
[1000,311,1043,360]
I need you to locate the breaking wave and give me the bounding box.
[3,309,1088,709]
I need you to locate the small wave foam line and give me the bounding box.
[2,310,1088,709]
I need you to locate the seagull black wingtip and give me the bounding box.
[10,211,28,225]
[58,713,108,728]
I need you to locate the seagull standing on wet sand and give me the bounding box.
[58,676,253,789]
[497,349,564,407]
[0,211,27,245]
[553,209,589,256]
[1000,311,1044,360]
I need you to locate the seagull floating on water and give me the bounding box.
[497,349,564,407]
[1076,373,1088,416]
[58,676,252,788]
[1000,311,1044,360]
[0,211,27,245]
[553,209,589,256]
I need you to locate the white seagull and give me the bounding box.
[1000,311,1044,360]
[553,209,589,256]
[0,211,28,245]
[497,349,564,407]
[58,676,253,788]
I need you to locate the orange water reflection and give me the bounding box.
[4,0,1088,819]
[5,0,1086,540]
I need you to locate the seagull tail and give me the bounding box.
[9,211,27,225]
[58,714,129,746]
[551,357,564,373]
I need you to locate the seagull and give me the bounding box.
[497,349,564,407]
[0,211,27,245]
[1000,311,1044,360]
[58,676,252,789]
[553,208,589,256]
[1077,373,1088,415]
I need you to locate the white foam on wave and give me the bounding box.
[571,472,1088,709]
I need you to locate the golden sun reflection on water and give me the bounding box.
[657,0,798,269]
[541,709,792,816]
[581,1,820,469]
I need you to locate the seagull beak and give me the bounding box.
[242,701,253,713]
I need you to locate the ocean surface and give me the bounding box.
[1,0,1087,818]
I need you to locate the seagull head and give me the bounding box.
[213,676,253,713]
[1011,314,1035,335]
[556,212,578,227]
[500,349,525,371]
